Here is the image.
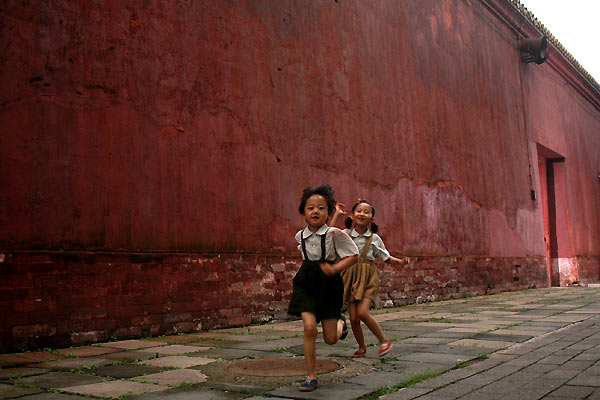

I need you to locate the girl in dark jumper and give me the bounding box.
[288,184,358,392]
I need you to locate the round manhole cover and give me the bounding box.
[226,358,340,377]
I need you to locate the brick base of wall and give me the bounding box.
[556,256,600,286]
[0,251,551,352]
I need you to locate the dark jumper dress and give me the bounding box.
[287,229,344,322]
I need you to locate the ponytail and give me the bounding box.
[344,216,353,229]
[370,222,379,234]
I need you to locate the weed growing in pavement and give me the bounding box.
[174,381,195,388]
[356,370,440,399]
[264,336,288,341]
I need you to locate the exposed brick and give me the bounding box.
[0,251,564,352]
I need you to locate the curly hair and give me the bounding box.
[344,200,379,233]
[298,184,337,215]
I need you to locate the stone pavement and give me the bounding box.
[1,287,599,400]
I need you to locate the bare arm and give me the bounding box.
[329,203,346,228]
[387,255,410,265]
[320,255,358,276]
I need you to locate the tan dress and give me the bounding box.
[342,235,379,303]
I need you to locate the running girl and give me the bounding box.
[331,199,408,357]
[288,184,359,392]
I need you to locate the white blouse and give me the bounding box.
[343,228,391,262]
[296,225,359,262]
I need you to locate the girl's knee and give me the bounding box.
[323,332,338,345]
[358,308,371,321]
[303,321,318,337]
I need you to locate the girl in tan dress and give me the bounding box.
[331,200,407,357]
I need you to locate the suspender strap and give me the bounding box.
[300,231,309,260]
[359,235,373,262]
[300,228,329,262]
[320,229,327,262]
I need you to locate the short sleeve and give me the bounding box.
[371,234,391,262]
[295,230,303,257]
[330,228,359,259]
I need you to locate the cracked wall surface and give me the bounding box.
[1,0,577,257]
[1,0,599,350]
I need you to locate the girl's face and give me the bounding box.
[352,202,374,229]
[304,194,329,232]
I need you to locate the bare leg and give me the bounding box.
[301,312,318,379]
[321,318,340,344]
[357,298,388,344]
[348,301,366,351]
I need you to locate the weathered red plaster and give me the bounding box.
[1,0,599,350]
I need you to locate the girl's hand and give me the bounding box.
[334,203,347,217]
[329,203,346,227]
[388,255,410,265]
[320,262,337,276]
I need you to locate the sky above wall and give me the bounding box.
[519,0,600,83]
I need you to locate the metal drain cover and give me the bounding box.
[227,358,340,377]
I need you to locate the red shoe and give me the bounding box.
[379,341,392,357]
[353,348,367,357]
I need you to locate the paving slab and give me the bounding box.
[548,384,596,398]
[423,344,492,357]
[98,339,166,349]
[433,382,479,397]
[62,380,167,397]
[3,288,600,400]
[396,352,473,366]
[381,360,452,375]
[143,355,216,368]
[100,350,156,362]
[568,373,600,387]
[345,371,417,388]
[18,394,90,399]
[0,352,67,366]
[269,381,374,400]
[226,338,301,352]
[139,344,212,355]
[90,363,163,378]
[129,386,240,399]
[472,332,532,343]
[192,347,283,360]
[230,330,299,341]
[380,386,435,399]
[199,381,272,394]
[492,328,542,336]
[403,337,449,345]
[246,397,291,400]
[36,358,114,370]
[448,339,513,350]
[0,367,49,380]
[132,368,208,385]
[146,333,231,343]
[0,382,42,398]
[16,371,107,389]
[185,339,244,347]
[54,346,123,357]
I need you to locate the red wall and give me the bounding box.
[1,0,599,351]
